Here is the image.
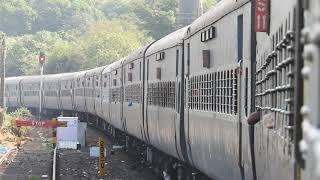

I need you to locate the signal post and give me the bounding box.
[38,52,46,120]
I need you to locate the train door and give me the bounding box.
[122,64,126,131]
[235,11,256,180]
[110,66,123,130]
[236,13,245,170]
[175,43,188,162]
[71,80,75,111]
[183,38,193,165]
[101,71,111,123]
[93,73,97,115]
[143,58,150,143]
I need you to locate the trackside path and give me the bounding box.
[57,127,160,180]
[0,128,53,180]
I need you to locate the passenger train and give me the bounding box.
[4,0,320,179]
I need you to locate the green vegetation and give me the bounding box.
[76,20,152,69]
[2,0,178,76]
[203,0,217,13]
[2,108,32,136]
[2,0,216,76]
[29,176,39,180]
[101,0,178,39]
[0,0,103,36]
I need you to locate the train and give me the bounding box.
[4,0,319,179]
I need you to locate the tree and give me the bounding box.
[44,39,82,74]
[6,31,75,76]
[100,0,178,39]
[202,0,217,13]
[0,0,37,35]
[77,20,152,69]
[3,0,160,76]
[30,0,105,33]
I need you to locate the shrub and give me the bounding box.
[2,108,32,136]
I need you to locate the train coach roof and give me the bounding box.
[186,0,249,38]
[85,66,107,76]
[59,72,78,80]
[104,58,124,73]
[43,73,73,81]
[74,71,87,78]
[146,27,187,56]
[123,45,151,64]
[20,75,44,83]
[5,76,26,84]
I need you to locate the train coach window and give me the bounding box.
[128,62,134,69]
[232,69,238,114]
[156,68,161,80]
[147,59,149,81]
[201,31,207,42]
[156,52,165,61]
[201,26,216,42]
[139,61,142,81]
[203,31,207,41]
[104,82,107,88]
[125,84,141,103]
[128,73,133,82]
[245,68,248,116]
[176,50,179,77]
[210,69,238,114]
[209,26,216,40]
[111,87,121,102]
[161,52,165,60]
[202,50,210,68]
[113,79,117,86]
[237,15,243,62]
[147,81,175,108]
[188,73,214,111]
[187,43,190,75]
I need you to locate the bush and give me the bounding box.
[2,108,32,136]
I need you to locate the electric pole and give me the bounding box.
[0,33,6,126]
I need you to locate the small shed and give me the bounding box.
[57,117,87,149]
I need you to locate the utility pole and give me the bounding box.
[0,33,6,127]
[38,51,46,120]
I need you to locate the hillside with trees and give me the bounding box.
[1,0,215,76]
